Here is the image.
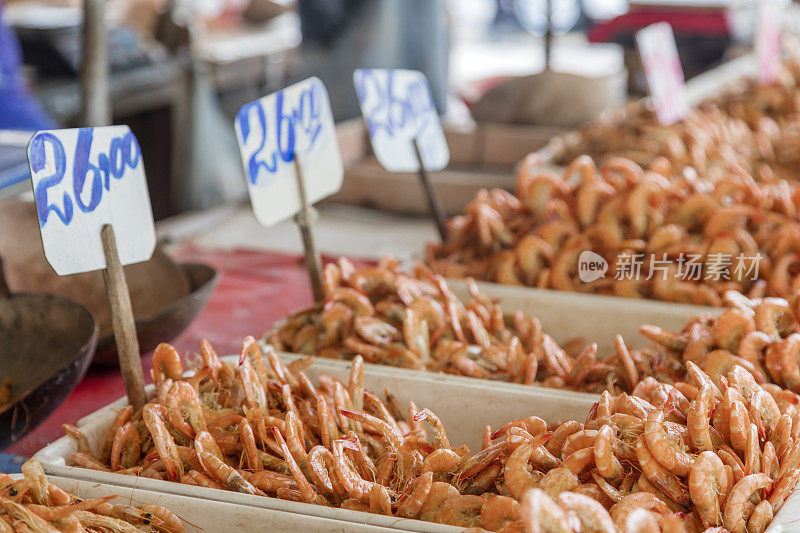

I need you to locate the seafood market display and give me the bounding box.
[24,50,800,533]
[59,337,800,531]
[514,360,800,533]
[550,60,800,183]
[0,458,185,532]
[269,258,800,396]
[640,292,800,394]
[426,153,800,304]
[266,257,643,392]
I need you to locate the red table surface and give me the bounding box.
[6,247,369,457]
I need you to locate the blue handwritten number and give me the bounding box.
[30,133,73,227]
[356,71,391,138]
[32,128,141,227]
[292,83,322,148]
[106,138,125,184]
[72,128,104,213]
[99,130,141,189]
[237,103,277,185]
[275,91,295,164]
[238,83,327,185]
[357,70,434,139]
[387,70,410,131]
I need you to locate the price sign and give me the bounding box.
[757,1,782,85]
[636,22,689,125]
[234,77,343,227]
[26,125,153,410]
[353,68,449,172]
[26,126,156,276]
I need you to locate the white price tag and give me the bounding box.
[26,126,156,276]
[757,1,782,85]
[636,22,689,125]
[353,68,449,172]
[234,77,343,227]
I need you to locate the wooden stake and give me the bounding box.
[293,157,325,303]
[0,257,10,298]
[412,138,447,241]
[80,0,110,126]
[100,224,146,411]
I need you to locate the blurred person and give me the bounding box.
[0,2,54,130]
[296,0,448,121]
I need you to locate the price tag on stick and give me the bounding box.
[26,125,155,410]
[757,1,782,86]
[636,22,689,126]
[353,68,450,240]
[234,77,343,303]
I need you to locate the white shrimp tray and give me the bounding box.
[13,473,394,532]
[264,276,719,399]
[18,467,799,533]
[34,354,596,533]
[447,279,722,355]
[535,54,758,167]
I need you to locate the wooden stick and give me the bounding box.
[100,224,146,411]
[544,0,553,71]
[412,138,447,241]
[293,157,325,303]
[80,0,110,126]
[0,257,10,298]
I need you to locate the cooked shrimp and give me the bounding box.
[520,488,571,533]
[689,451,728,528]
[152,343,183,386]
[723,473,772,533]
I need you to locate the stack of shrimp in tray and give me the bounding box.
[266,255,800,397]
[48,335,800,532]
[0,457,185,531]
[549,58,800,183]
[266,256,664,394]
[426,152,800,306]
[512,362,800,533]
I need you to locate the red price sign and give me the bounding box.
[636,22,689,125]
[757,2,782,85]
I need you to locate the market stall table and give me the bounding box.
[3,247,359,459]
[2,200,441,463]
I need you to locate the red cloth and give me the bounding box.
[587,10,731,44]
[6,247,363,456]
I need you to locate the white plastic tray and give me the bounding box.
[268,276,718,392]
[15,474,397,532]
[34,355,595,532]
[19,472,798,532]
[536,54,758,167]
[448,279,722,355]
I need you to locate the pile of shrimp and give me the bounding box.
[266,257,653,393]
[519,488,684,533]
[426,153,800,305]
[0,457,184,532]
[549,58,800,184]
[60,338,800,532]
[65,340,507,527]
[640,291,800,394]
[482,360,800,533]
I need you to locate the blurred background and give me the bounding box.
[0,0,787,219]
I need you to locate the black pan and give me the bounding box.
[92,263,219,365]
[0,271,98,449]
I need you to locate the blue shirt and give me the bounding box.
[0,2,54,130]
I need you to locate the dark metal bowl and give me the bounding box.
[0,294,98,449]
[92,263,219,366]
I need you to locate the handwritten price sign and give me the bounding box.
[354,68,449,172]
[27,126,156,275]
[757,1,782,85]
[636,23,689,125]
[234,77,343,227]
